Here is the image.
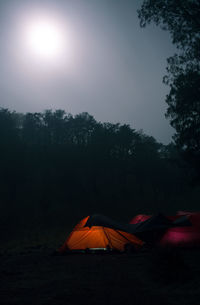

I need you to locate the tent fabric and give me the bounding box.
[129,212,200,247]
[128,214,175,243]
[129,214,186,225]
[84,214,137,234]
[131,214,173,232]
[160,212,200,247]
[130,214,151,224]
[59,216,143,252]
[85,214,125,228]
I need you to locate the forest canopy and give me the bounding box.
[0,108,198,229]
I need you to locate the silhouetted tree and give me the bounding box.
[138,0,200,177]
[0,109,21,212]
[0,107,195,227]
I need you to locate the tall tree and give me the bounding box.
[138,0,200,176]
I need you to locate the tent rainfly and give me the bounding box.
[130,211,200,247]
[59,215,143,253]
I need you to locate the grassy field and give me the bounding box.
[0,229,200,305]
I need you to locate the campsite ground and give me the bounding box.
[1,229,200,305]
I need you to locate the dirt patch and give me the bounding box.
[1,246,200,305]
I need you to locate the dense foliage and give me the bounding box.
[0,108,196,229]
[138,0,200,177]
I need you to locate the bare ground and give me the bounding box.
[1,232,200,305]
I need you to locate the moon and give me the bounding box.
[22,15,69,64]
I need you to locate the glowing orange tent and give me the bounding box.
[59,215,143,253]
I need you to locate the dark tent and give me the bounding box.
[161,212,200,247]
[130,212,194,246]
[129,214,175,243]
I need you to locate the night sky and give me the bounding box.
[0,0,176,143]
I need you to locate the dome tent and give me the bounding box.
[160,211,200,247]
[59,215,143,253]
[129,212,199,247]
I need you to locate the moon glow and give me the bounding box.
[23,15,68,63]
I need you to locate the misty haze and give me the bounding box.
[0,1,200,305]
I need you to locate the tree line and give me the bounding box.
[0,108,197,230]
